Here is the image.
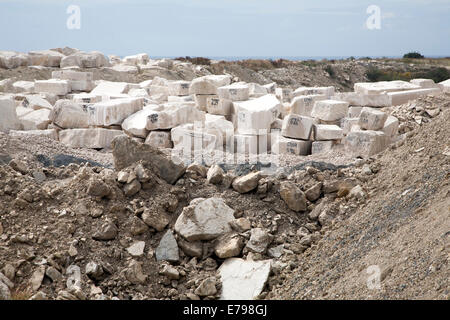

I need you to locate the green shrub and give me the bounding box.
[175,56,211,65]
[324,65,335,77]
[415,67,450,83]
[403,52,424,59]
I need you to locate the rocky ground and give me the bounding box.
[0,88,448,300]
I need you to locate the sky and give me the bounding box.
[0,0,449,58]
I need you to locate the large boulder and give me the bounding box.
[279,181,307,212]
[0,51,29,69]
[111,134,185,184]
[49,100,89,128]
[0,96,21,132]
[174,198,235,241]
[59,128,123,149]
[60,51,111,68]
[28,50,65,67]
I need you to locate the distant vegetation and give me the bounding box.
[403,52,424,59]
[324,65,335,77]
[175,56,211,65]
[365,66,449,83]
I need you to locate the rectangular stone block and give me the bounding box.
[217,84,250,101]
[87,97,144,126]
[344,130,389,157]
[20,108,51,130]
[168,81,190,96]
[410,78,438,89]
[281,114,316,140]
[290,94,326,116]
[347,106,363,118]
[233,94,281,135]
[12,81,34,93]
[293,86,335,98]
[248,83,268,97]
[59,128,123,149]
[354,81,420,94]
[146,104,205,130]
[195,94,217,112]
[171,123,220,151]
[145,130,173,149]
[204,114,234,145]
[382,115,399,138]
[9,129,58,141]
[263,82,277,94]
[271,135,311,156]
[168,95,194,103]
[340,117,360,135]
[91,81,130,95]
[313,124,343,141]
[52,70,94,92]
[22,95,52,110]
[275,87,293,103]
[439,79,450,93]
[387,88,441,106]
[0,96,21,132]
[34,80,71,95]
[332,92,391,108]
[189,75,232,95]
[358,107,388,130]
[122,106,162,138]
[206,97,233,115]
[312,141,334,154]
[311,100,349,121]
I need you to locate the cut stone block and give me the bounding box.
[9,129,58,140]
[382,115,399,138]
[410,78,438,89]
[59,128,123,148]
[72,93,102,104]
[347,106,363,118]
[168,81,190,96]
[171,124,221,152]
[312,141,334,154]
[354,81,421,94]
[387,88,441,106]
[311,100,349,121]
[263,82,277,94]
[12,81,34,93]
[332,92,391,108]
[22,95,52,110]
[20,108,51,130]
[275,87,293,102]
[248,83,268,97]
[189,75,232,95]
[358,107,388,130]
[34,80,71,95]
[0,96,21,132]
[16,106,34,118]
[52,70,94,92]
[145,131,172,148]
[128,88,150,98]
[91,81,129,96]
[314,124,343,141]
[271,135,311,156]
[168,95,194,103]
[290,94,326,116]
[206,97,233,115]
[28,50,64,67]
[122,53,149,66]
[281,114,315,140]
[439,79,450,93]
[60,51,111,69]
[87,97,144,127]
[195,94,217,112]
[344,130,389,157]
[204,114,234,145]
[233,94,281,135]
[217,84,250,101]
[340,117,360,135]
[146,104,205,130]
[122,107,160,138]
[294,86,335,98]
[0,51,29,69]
[149,85,169,102]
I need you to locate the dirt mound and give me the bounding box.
[272,105,449,300]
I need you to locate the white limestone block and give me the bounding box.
[189,75,232,95]
[275,87,293,103]
[347,106,363,118]
[20,108,51,130]
[354,81,420,95]
[195,94,217,112]
[122,107,160,138]
[168,81,190,96]
[87,97,144,126]
[0,51,29,69]
[311,141,334,154]
[171,123,220,152]
[382,115,399,138]
[314,124,343,141]
[217,83,250,101]
[12,81,34,93]
[387,88,441,106]
[311,100,349,121]
[60,51,111,69]
[248,83,268,97]
[410,78,438,89]
[263,82,277,94]
[128,88,150,98]
[358,107,388,130]
[168,95,194,103]
[28,50,64,67]
[59,128,123,149]
[233,94,281,135]
[344,130,389,157]
[34,80,71,95]
[52,70,94,91]
[72,93,102,104]
[340,117,360,135]
[122,53,149,66]
[290,94,326,116]
[204,114,234,145]
[145,131,172,148]
[91,81,129,96]
[22,95,52,110]
[149,85,169,102]
[271,135,311,156]
[439,79,450,93]
[293,86,335,98]
[206,97,232,116]
[332,92,391,108]
[0,96,21,132]
[146,104,205,130]
[281,114,316,140]
[9,129,58,140]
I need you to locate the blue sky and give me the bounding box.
[0,0,449,58]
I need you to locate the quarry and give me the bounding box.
[0,48,448,301]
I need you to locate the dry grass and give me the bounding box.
[9,285,33,300]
